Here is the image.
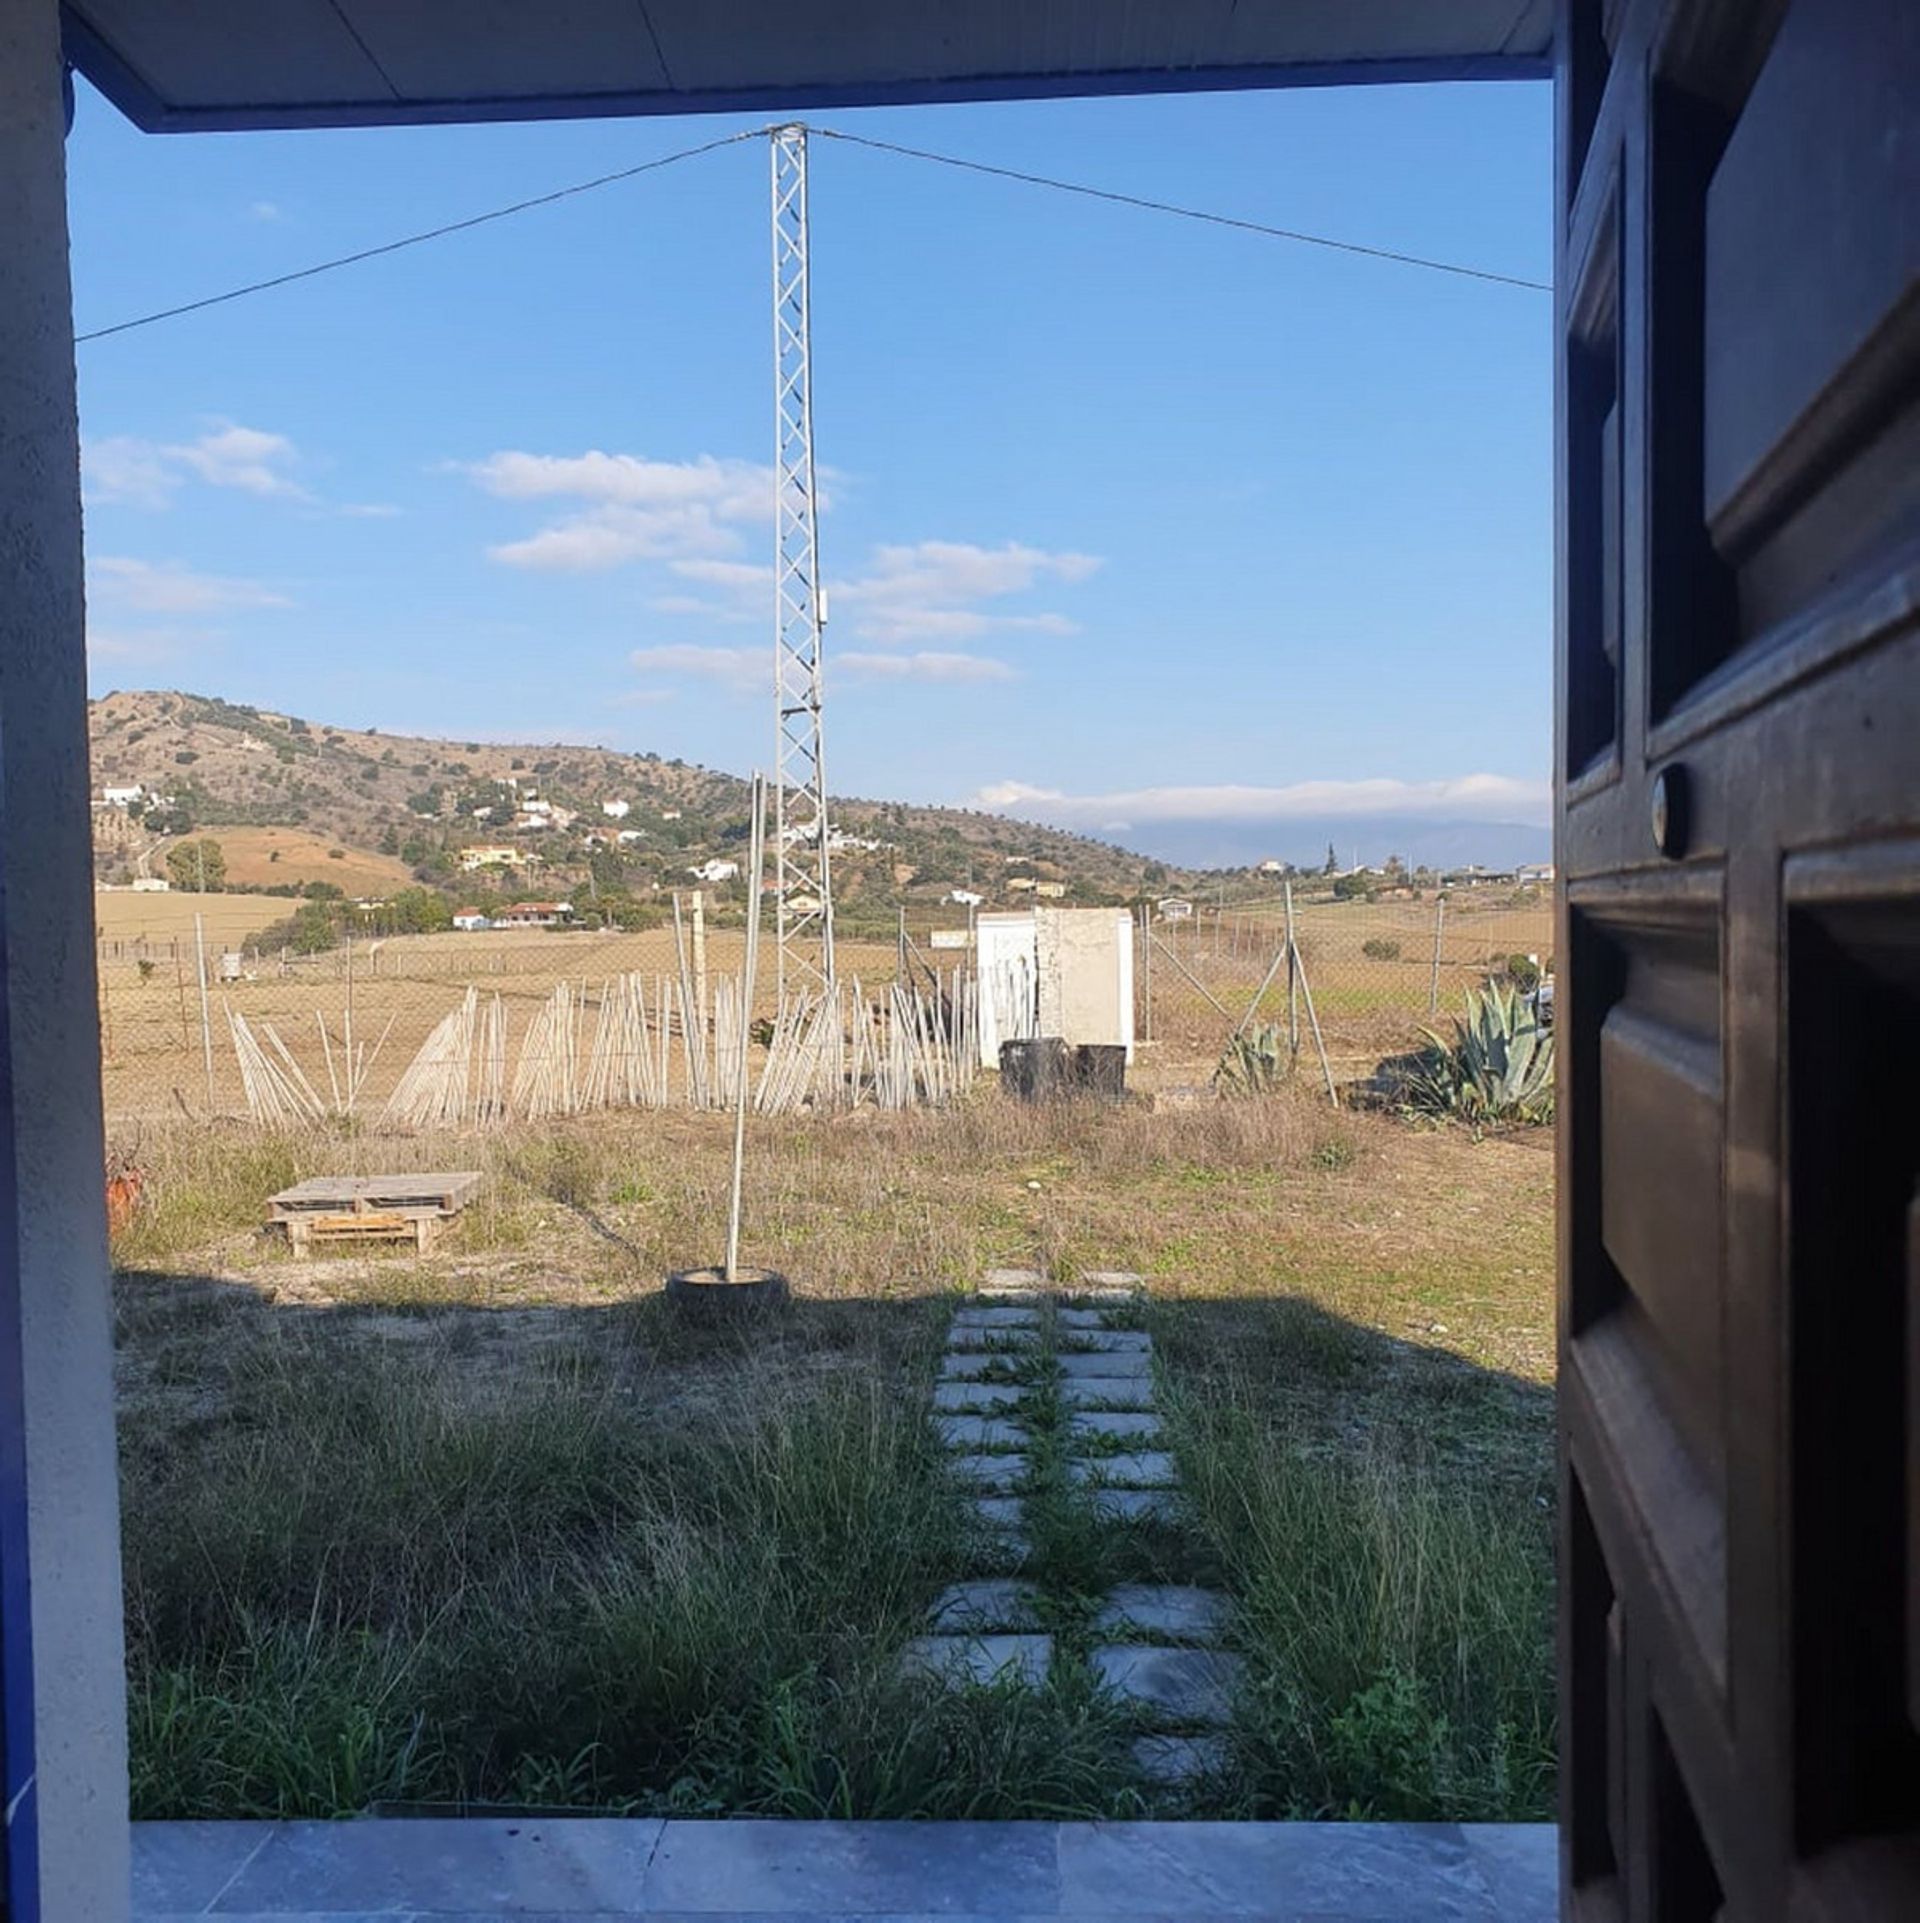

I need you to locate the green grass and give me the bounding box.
[1157,1302,1555,1821]
[114,1096,1556,1822]
[122,1296,1144,1820]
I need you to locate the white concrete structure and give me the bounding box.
[601,799,630,819]
[689,858,740,884]
[972,908,1134,1069]
[1035,907,1134,1066]
[1,9,131,1914]
[975,912,1039,1068]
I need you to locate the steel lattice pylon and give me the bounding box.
[770,124,835,995]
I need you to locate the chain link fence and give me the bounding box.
[96,917,937,1125]
[95,887,1551,1124]
[1131,888,1553,1086]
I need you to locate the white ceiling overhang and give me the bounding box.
[64,0,1552,133]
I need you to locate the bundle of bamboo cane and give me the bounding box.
[380,987,482,1129]
[228,1009,327,1125]
[512,981,580,1119]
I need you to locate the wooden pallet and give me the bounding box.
[268,1172,482,1255]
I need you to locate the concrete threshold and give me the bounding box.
[134,1815,1556,1919]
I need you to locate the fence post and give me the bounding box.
[193,910,216,1114]
[1428,892,1446,1018]
[1140,905,1152,1043]
[1284,879,1300,1064]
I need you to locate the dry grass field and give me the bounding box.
[94,888,1552,1119]
[113,1090,1556,1823]
[94,889,270,946]
[95,920,913,1119]
[195,826,417,894]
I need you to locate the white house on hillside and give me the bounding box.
[689,858,740,884]
[601,799,630,819]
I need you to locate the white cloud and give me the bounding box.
[656,537,1098,646]
[835,540,1099,644]
[248,200,284,222]
[968,774,1551,826]
[85,422,310,508]
[671,558,773,590]
[88,556,290,616]
[470,451,775,572]
[975,780,1066,808]
[473,455,1098,655]
[836,650,1017,684]
[85,624,217,666]
[628,643,764,694]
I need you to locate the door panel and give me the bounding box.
[1557,0,1920,1915]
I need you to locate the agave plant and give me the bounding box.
[1403,982,1554,1125]
[1215,1021,1291,1095]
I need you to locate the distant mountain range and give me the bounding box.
[1089,815,1553,873]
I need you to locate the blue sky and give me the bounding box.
[68,76,1551,856]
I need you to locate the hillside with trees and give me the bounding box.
[88,689,1183,932]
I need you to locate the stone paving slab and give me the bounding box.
[970,1495,1026,1530]
[131,1818,1558,1919]
[929,1579,1043,1632]
[646,1821,1061,1916]
[1055,1820,1522,1920]
[1095,1584,1231,1640]
[170,1818,664,1915]
[1058,1350,1152,1379]
[1061,1329,1152,1354]
[980,1267,1046,1292]
[1067,1410,1165,1446]
[1092,1646,1244,1724]
[1079,1269,1145,1288]
[902,1633,1053,1689]
[1066,1452,1178,1490]
[950,1306,1042,1329]
[949,1453,1029,1491]
[939,1351,1019,1381]
[935,1415,1026,1451]
[1059,1377,1157,1411]
[944,1325,1041,1353]
[932,1381,1025,1413]
[1132,1732,1231,1787]
[1056,1308,1108,1330]
[1090,1488,1180,1525]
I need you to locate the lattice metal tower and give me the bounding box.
[770,123,835,995]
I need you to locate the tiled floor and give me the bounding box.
[133,1817,1558,1919]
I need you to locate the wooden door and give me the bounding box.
[1555,0,1920,1915]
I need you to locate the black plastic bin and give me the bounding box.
[1000,1036,1070,1100]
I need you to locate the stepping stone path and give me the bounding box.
[912,1267,1244,1796]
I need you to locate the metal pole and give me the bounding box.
[770,125,836,992]
[1142,905,1153,1043]
[726,776,768,1284]
[1428,892,1446,1018]
[1284,880,1300,1064]
[193,911,216,1114]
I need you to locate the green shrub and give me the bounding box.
[1214,1022,1289,1095]
[1504,953,1541,991]
[1361,938,1401,962]
[1402,982,1554,1126]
